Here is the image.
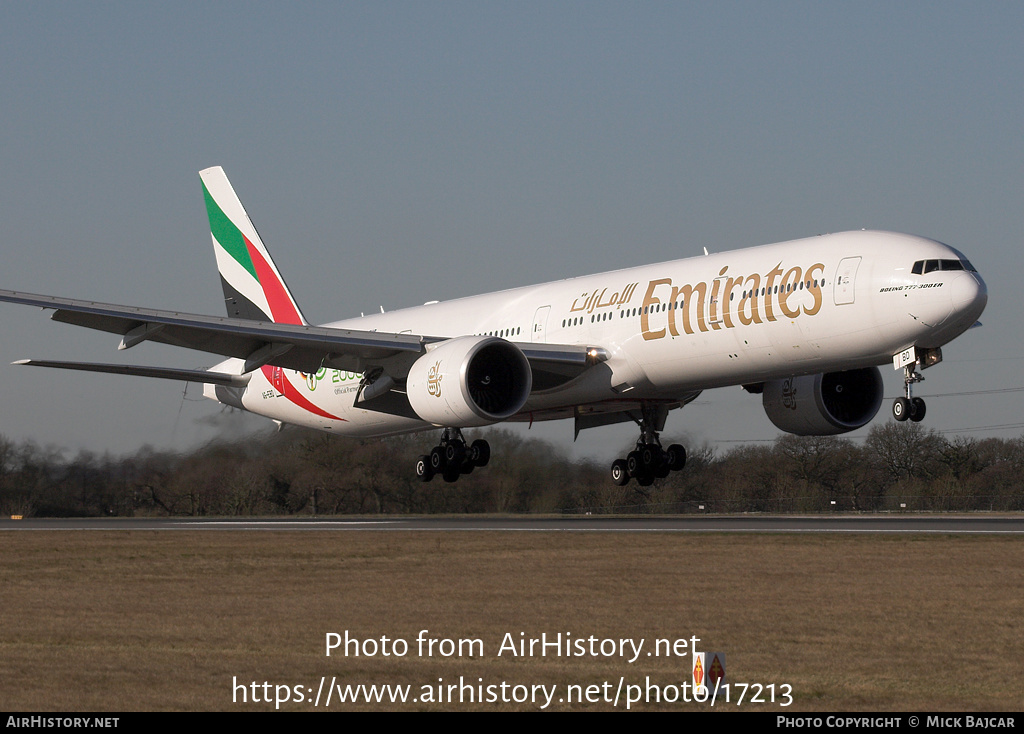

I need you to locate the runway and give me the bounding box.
[2,515,1024,533]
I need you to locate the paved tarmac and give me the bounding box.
[2,515,1023,533]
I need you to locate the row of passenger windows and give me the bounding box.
[911,258,975,275]
[559,279,825,327]
[481,326,521,338]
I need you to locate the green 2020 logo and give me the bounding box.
[302,368,361,391]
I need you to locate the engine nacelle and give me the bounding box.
[762,367,883,435]
[406,335,532,427]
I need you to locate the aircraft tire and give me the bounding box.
[445,442,466,467]
[892,397,910,422]
[626,451,641,477]
[667,444,687,472]
[910,397,926,422]
[611,459,630,486]
[415,456,434,482]
[640,444,659,472]
[471,439,490,467]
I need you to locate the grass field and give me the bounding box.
[0,530,1021,711]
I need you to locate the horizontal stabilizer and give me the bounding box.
[11,359,250,386]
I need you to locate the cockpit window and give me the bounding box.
[911,259,974,275]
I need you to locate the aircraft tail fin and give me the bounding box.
[199,166,308,325]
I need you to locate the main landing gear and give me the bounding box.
[892,363,926,423]
[415,427,490,483]
[609,404,687,487]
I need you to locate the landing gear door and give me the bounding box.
[532,305,550,343]
[834,257,861,306]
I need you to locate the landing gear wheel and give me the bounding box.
[470,439,490,467]
[606,403,689,485]
[445,442,466,466]
[610,459,629,486]
[667,444,686,472]
[626,451,642,478]
[415,455,434,482]
[430,446,446,472]
[420,429,488,484]
[910,397,926,422]
[892,397,910,422]
[640,445,660,472]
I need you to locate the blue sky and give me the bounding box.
[1,2,1021,461]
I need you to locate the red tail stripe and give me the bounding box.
[245,237,303,325]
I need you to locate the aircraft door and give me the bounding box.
[834,257,861,305]
[271,365,285,395]
[532,305,550,343]
[704,276,729,331]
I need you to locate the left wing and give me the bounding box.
[0,289,602,383]
[0,288,429,374]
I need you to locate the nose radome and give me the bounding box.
[950,272,988,321]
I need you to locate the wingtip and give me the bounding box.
[11,359,31,365]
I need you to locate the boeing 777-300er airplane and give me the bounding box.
[0,167,988,485]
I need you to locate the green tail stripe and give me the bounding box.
[202,181,258,280]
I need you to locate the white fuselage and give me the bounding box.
[216,230,986,436]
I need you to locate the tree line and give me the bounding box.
[1,422,1023,517]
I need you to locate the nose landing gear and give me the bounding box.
[892,363,926,423]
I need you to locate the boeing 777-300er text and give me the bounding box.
[0,167,988,485]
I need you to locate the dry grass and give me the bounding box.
[0,531,1021,710]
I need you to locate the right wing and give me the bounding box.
[11,359,251,387]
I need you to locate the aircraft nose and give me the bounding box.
[949,271,987,323]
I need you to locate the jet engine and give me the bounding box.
[406,335,532,427]
[762,366,883,435]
